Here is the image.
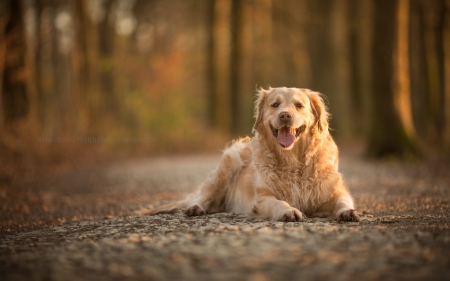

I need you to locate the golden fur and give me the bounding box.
[145,87,360,222]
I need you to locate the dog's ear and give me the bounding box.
[253,87,271,133]
[308,91,329,133]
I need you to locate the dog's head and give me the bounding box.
[253,87,329,150]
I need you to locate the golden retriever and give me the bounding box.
[145,87,360,222]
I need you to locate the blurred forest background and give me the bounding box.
[1,0,450,173]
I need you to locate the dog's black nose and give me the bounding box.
[279,111,292,122]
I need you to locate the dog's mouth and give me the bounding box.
[269,123,306,148]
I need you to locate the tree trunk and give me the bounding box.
[394,0,416,139]
[1,0,29,123]
[99,0,116,115]
[236,1,256,135]
[409,0,429,141]
[329,0,353,140]
[253,0,272,87]
[352,0,373,136]
[421,0,446,145]
[206,0,216,129]
[21,0,40,132]
[230,0,243,135]
[0,14,8,130]
[289,0,311,88]
[306,0,353,141]
[74,0,101,134]
[367,0,421,159]
[444,0,450,148]
[212,0,232,133]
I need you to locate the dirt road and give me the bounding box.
[1,154,449,280]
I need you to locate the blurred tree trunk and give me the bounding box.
[253,0,272,86]
[349,0,373,135]
[113,39,131,128]
[54,2,73,134]
[409,0,429,141]
[272,0,291,86]
[272,0,311,88]
[307,1,331,94]
[367,0,421,159]
[289,0,311,88]
[230,0,243,135]
[99,0,116,112]
[307,0,353,141]
[212,0,232,133]
[395,0,416,139]
[206,0,216,129]
[237,1,255,135]
[36,0,57,136]
[1,0,29,124]
[49,0,61,133]
[329,0,353,140]
[21,0,40,132]
[113,1,137,129]
[74,0,101,133]
[73,0,90,133]
[445,0,450,148]
[421,0,446,145]
[0,14,8,130]
[71,0,84,134]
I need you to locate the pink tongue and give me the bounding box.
[277,127,296,147]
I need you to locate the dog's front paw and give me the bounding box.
[338,209,360,222]
[280,208,305,222]
[185,205,206,216]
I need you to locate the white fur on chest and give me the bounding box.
[254,164,324,210]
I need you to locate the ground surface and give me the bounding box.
[1,153,450,280]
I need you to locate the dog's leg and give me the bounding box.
[184,169,224,216]
[185,143,248,216]
[333,194,360,222]
[252,195,305,222]
[330,176,361,222]
[326,176,360,222]
[313,170,360,222]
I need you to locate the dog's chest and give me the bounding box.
[256,162,314,191]
[255,161,327,212]
[276,167,314,190]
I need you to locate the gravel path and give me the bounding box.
[1,154,450,280]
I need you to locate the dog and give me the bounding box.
[144,87,360,222]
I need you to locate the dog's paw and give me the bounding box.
[185,205,206,216]
[338,209,360,222]
[280,208,305,222]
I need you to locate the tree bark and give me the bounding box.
[237,1,256,135]
[253,0,272,87]
[367,0,421,159]
[421,0,446,144]
[1,0,29,123]
[409,0,429,140]
[0,14,8,130]
[394,0,416,140]
[74,0,101,133]
[21,0,39,132]
[352,0,373,136]
[306,0,353,141]
[212,0,232,133]
[206,0,216,129]
[230,0,243,135]
[329,0,353,140]
[289,0,311,88]
[99,0,116,115]
[444,0,450,147]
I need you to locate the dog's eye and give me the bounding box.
[296,103,303,109]
[271,103,279,108]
